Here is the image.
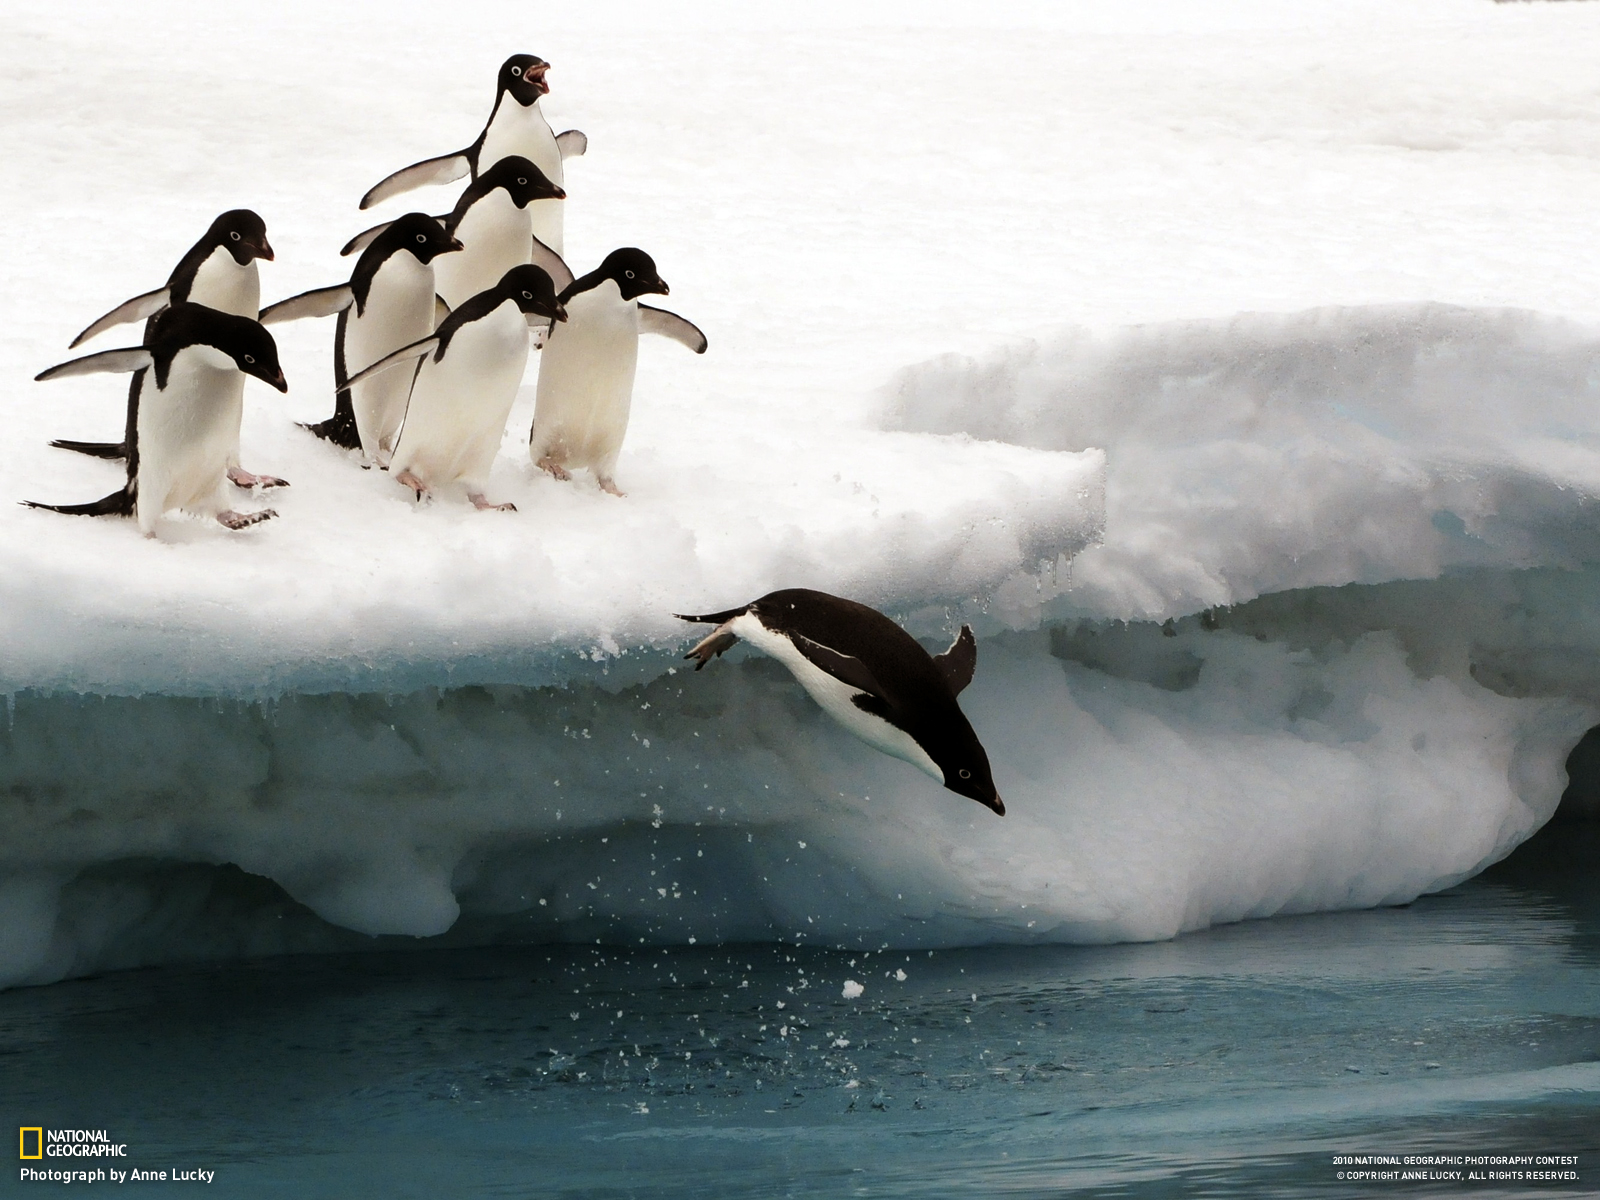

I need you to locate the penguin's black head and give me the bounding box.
[154,304,288,392]
[598,248,669,302]
[388,212,463,264]
[500,54,551,104]
[225,318,288,392]
[481,156,566,208]
[499,264,567,324]
[930,728,1004,817]
[209,209,273,266]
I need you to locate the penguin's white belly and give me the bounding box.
[345,255,436,456]
[435,192,531,309]
[479,102,564,257]
[530,290,638,471]
[184,247,259,318]
[390,303,529,490]
[731,614,944,782]
[135,348,240,533]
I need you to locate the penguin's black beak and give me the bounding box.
[551,302,568,322]
[527,63,550,95]
[982,794,1006,817]
[254,237,275,262]
[446,237,464,252]
[265,368,287,392]
[653,279,670,296]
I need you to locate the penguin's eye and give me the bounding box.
[243,354,255,364]
[522,291,532,299]
[511,65,522,76]
[958,769,971,780]
[415,233,427,244]
[624,270,635,279]
[517,177,528,186]
[229,231,241,241]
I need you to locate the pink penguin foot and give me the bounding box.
[469,492,517,512]
[395,469,430,501]
[597,476,626,498]
[228,466,289,490]
[536,457,572,481]
[217,508,277,530]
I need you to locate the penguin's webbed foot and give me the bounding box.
[217,508,277,531]
[536,456,572,482]
[395,470,430,502]
[598,476,626,498]
[470,492,517,513]
[228,466,290,490]
[684,624,738,670]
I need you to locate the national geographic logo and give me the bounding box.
[17,1128,127,1158]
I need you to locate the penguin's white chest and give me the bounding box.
[345,252,436,456]
[135,346,241,531]
[479,100,565,255]
[731,614,944,782]
[185,247,259,318]
[390,300,529,491]
[435,190,530,309]
[530,283,639,471]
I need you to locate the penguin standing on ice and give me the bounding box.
[527,247,706,497]
[50,209,287,490]
[359,53,586,257]
[676,589,1004,815]
[259,213,462,460]
[27,304,288,537]
[343,265,567,511]
[342,157,564,312]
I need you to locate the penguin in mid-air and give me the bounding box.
[359,53,585,257]
[259,213,462,460]
[27,304,288,537]
[342,157,564,312]
[50,209,287,490]
[343,265,567,510]
[676,589,1003,815]
[526,247,706,497]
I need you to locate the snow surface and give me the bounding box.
[5,0,1600,985]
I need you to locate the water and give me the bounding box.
[4,826,1597,1198]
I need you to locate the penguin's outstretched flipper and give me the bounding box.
[346,334,441,387]
[674,605,752,670]
[360,152,472,211]
[260,284,354,325]
[528,236,573,291]
[933,626,977,696]
[22,486,135,518]
[640,305,708,354]
[35,347,154,382]
[69,288,171,349]
[48,438,126,459]
[555,130,587,159]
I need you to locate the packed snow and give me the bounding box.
[4,0,1600,986]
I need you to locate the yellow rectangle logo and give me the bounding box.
[19,1127,42,1159]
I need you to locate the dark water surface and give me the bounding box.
[3,826,1596,1198]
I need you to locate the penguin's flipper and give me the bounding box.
[555,130,588,160]
[48,438,127,460]
[68,288,170,349]
[933,625,977,695]
[529,236,574,291]
[434,295,452,327]
[22,486,135,518]
[35,348,154,382]
[359,152,472,211]
[341,221,395,258]
[789,633,896,718]
[639,305,708,354]
[260,284,354,325]
[345,335,440,387]
[675,606,751,670]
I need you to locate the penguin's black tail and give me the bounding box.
[22,487,135,518]
[673,605,750,625]
[49,438,128,461]
[298,388,362,451]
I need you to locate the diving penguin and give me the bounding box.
[359,53,585,257]
[259,213,462,460]
[676,589,1003,815]
[526,247,706,497]
[342,157,564,312]
[343,265,567,511]
[50,209,287,490]
[27,303,288,537]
